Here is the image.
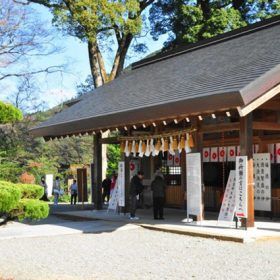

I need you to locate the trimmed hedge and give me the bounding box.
[0,181,49,223]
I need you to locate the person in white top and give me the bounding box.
[69,179,78,205]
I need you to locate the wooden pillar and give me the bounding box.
[240,113,255,227]
[193,127,204,221]
[93,133,103,210]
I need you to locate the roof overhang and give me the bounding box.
[30,91,243,138]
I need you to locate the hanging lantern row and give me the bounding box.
[120,133,195,157]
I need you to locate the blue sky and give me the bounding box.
[1,4,167,109]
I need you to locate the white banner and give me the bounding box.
[118,161,125,207]
[174,151,181,167]
[108,182,119,211]
[227,146,236,162]
[203,148,210,162]
[218,170,236,222]
[210,147,218,162]
[253,153,271,211]
[276,143,280,164]
[219,147,227,162]
[129,159,140,179]
[167,152,174,166]
[235,156,248,218]
[45,174,53,197]
[186,153,202,217]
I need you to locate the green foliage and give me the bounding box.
[51,0,142,40]
[0,182,21,213]
[16,183,44,199]
[0,101,23,124]
[149,0,280,47]
[17,199,49,221]
[107,144,121,176]
[0,181,49,222]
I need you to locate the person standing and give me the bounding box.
[69,179,78,205]
[151,175,166,220]
[129,171,144,220]
[102,175,111,203]
[53,176,61,205]
[40,177,49,201]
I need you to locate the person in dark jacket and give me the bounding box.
[129,171,144,220]
[151,175,166,220]
[102,175,111,203]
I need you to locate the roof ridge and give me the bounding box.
[132,15,280,70]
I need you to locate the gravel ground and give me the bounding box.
[0,225,279,280]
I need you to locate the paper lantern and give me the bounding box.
[145,139,151,156]
[188,133,195,148]
[135,141,139,154]
[120,141,125,153]
[185,133,191,153]
[131,140,136,156]
[164,138,169,152]
[138,140,144,158]
[203,148,210,162]
[124,141,129,157]
[169,136,175,155]
[172,137,178,151]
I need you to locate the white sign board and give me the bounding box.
[235,156,248,218]
[218,171,236,222]
[45,174,53,197]
[253,153,271,211]
[186,153,202,217]
[108,181,119,211]
[118,161,125,207]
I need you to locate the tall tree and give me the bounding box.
[149,0,280,48]
[25,0,155,88]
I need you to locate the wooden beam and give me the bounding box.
[253,122,280,131]
[238,84,280,117]
[99,137,119,144]
[259,100,280,111]
[200,122,240,133]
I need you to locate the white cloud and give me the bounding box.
[41,88,76,108]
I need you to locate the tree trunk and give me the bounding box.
[88,41,103,88]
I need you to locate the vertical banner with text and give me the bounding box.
[235,156,248,218]
[218,170,236,222]
[186,153,202,217]
[118,161,125,207]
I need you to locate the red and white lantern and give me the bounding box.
[203,148,210,162]
[219,147,227,162]
[227,146,236,162]
[210,147,218,162]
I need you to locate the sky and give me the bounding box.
[0,3,168,110]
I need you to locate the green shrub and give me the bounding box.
[0,101,23,124]
[17,199,49,221]
[0,182,21,213]
[0,181,49,223]
[16,183,44,199]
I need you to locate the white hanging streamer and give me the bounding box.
[138,140,143,158]
[124,140,130,157]
[169,136,175,155]
[185,133,191,153]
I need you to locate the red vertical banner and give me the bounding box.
[268,144,275,163]
[227,146,236,162]
[203,148,210,162]
[276,143,280,164]
[219,147,227,162]
[210,147,218,162]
